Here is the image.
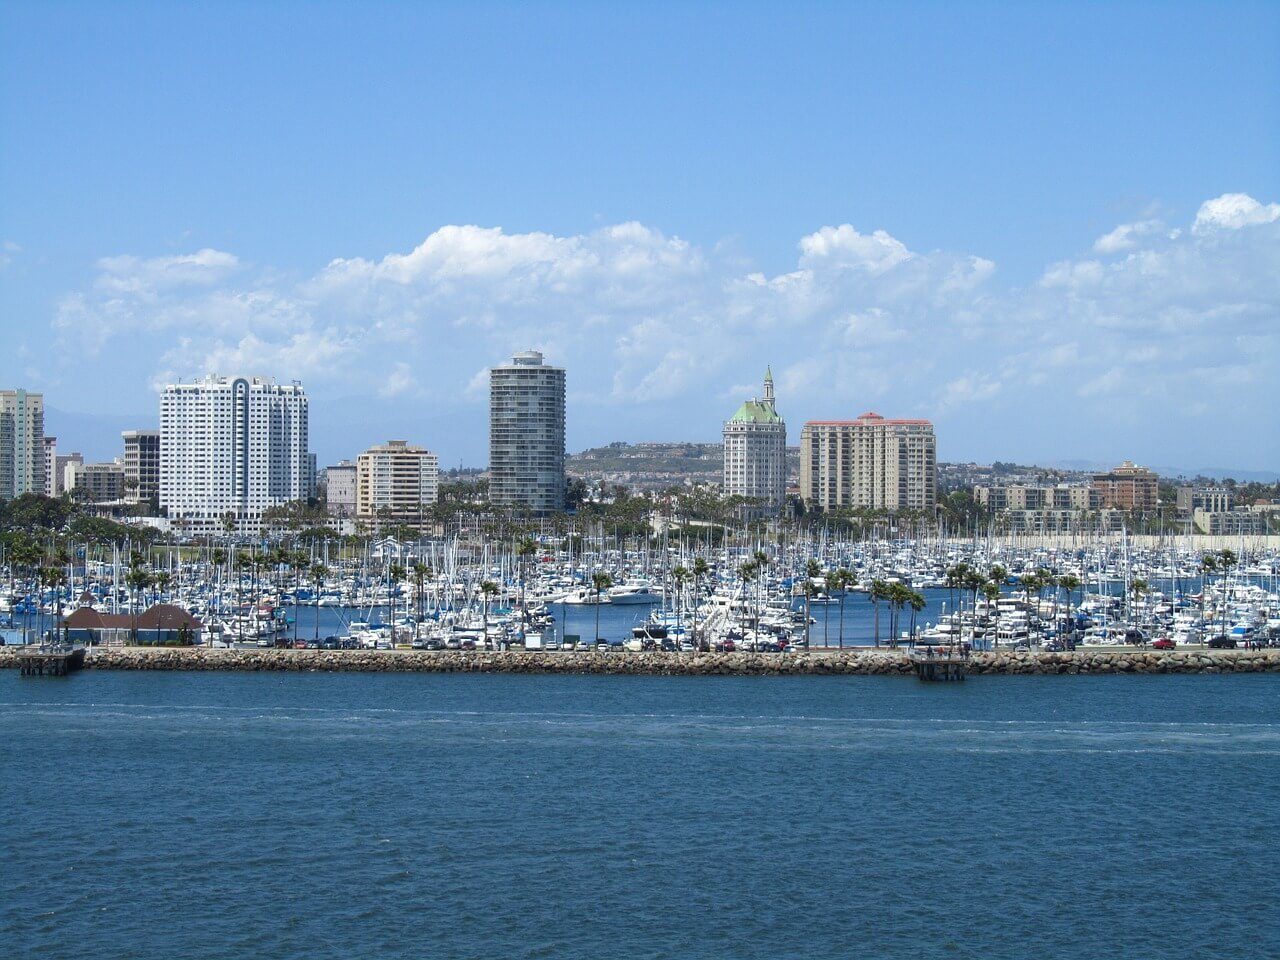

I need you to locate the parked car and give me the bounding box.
[1151,637,1176,650]
[1208,635,1237,649]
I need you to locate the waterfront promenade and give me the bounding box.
[3,645,1277,676]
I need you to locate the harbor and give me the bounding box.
[3,532,1279,660]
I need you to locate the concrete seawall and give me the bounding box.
[2,647,1278,676]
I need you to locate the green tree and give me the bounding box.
[590,571,613,643]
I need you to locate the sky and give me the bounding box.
[2,0,1278,474]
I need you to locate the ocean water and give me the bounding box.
[3,671,1278,959]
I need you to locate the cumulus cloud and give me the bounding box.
[46,192,1280,466]
[1193,193,1280,233]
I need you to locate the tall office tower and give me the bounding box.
[41,436,57,496]
[0,388,45,500]
[122,430,161,504]
[723,368,787,510]
[799,412,937,511]
[356,440,440,531]
[489,350,566,513]
[159,375,310,533]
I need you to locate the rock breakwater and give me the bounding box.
[2,647,1277,676]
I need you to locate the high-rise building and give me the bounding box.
[122,430,161,504]
[159,375,310,533]
[324,460,357,517]
[489,350,566,513]
[1090,461,1158,510]
[41,436,57,497]
[800,412,936,511]
[356,440,440,531]
[0,388,45,500]
[722,368,787,510]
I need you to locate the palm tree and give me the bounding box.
[289,550,308,644]
[1216,549,1238,640]
[907,588,926,644]
[517,537,538,617]
[10,538,40,643]
[982,580,1001,650]
[310,563,328,643]
[870,579,890,647]
[1129,578,1150,640]
[590,572,612,642]
[738,561,758,646]
[411,562,432,623]
[41,565,67,645]
[834,567,855,649]
[671,564,689,646]
[803,559,821,649]
[1058,573,1082,647]
[691,557,709,648]
[1197,553,1217,645]
[125,566,151,645]
[480,579,500,642]
[388,563,407,645]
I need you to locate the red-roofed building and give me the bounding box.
[62,604,202,646]
[799,413,936,511]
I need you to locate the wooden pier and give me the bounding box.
[910,649,969,681]
[17,645,86,677]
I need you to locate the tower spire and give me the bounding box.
[763,366,775,408]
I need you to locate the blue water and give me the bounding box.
[4,672,1278,959]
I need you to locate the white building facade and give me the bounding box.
[722,369,787,510]
[159,375,310,533]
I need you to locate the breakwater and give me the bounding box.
[2,646,1278,675]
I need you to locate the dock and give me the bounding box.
[17,645,87,677]
[910,649,969,681]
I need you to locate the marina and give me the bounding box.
[3,532,1278,658]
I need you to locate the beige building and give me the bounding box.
[65,461,126,503]
[356,440,439,530]
[974,484,1100,512]
[800,412,936,511]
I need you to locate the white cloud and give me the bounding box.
[46,193,1280,466]
[1192,193,1280,234]
[1093,219,1162,254]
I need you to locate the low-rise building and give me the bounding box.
[1192,508,1267,535]
[64,461,126,503]
[973,483,1099,512]
[1176,485,1232,515]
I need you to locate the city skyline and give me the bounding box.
[3,2,1278,474]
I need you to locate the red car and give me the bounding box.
[1151,637,1176,650]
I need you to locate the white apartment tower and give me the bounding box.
[356,440,440,531]
[489,351,566,513]
[0,388,45,500]
[160,375,310,532]
[723,368,787,510]
[799,413,936,511]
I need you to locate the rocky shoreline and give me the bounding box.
[2,646,1278,676]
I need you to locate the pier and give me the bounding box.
[17,645,86,677]
[910,648,969,681]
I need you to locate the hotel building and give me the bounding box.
[159,375,310,533]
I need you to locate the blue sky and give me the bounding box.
[2,1,1278,473]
